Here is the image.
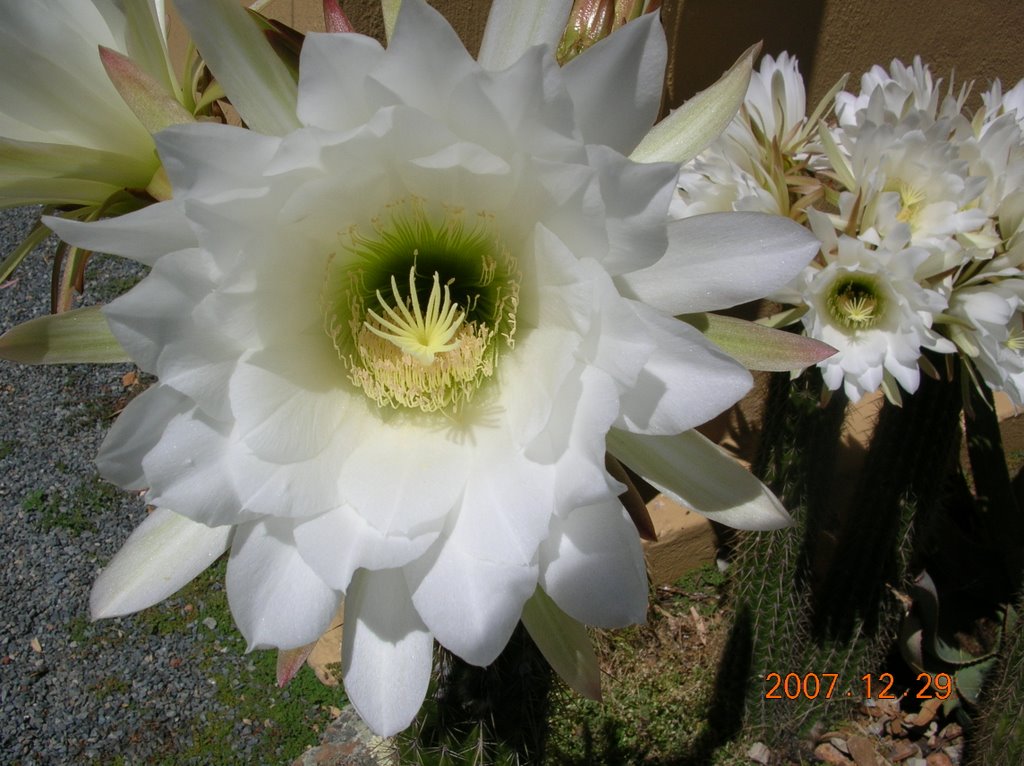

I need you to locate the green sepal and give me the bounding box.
[0,305,130,364]
[630,42,758,164]
[520,587,602,701]
[99,46,195,134]
[680,312,835,371]
[382,0,402,43]
[276,643,316,688]
[0,137,153,207]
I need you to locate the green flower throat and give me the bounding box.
[825,273,885,331]
[322,202,520,413]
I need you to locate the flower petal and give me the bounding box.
[154,123,281,199]
[90,507,231,619]
[96,384,190,490]
[294,506,440,592]
[44,200,194,266]
[228,343,352,463]
[561,11,666,154]
[342,568,434,736]
[608,428,793,530]
[616,304,751,434]
[102,246,223,375]
[338,415,472,536]
[371,0,477,119]
[141,406,245,526]
[618,212,822,313]
[539,498,648,627]
[406,532,538,666]
[227,519,341,650]
[0,0,153,156]
[405,437,550,663]
[297,32,385,131]
[478,0,574,72]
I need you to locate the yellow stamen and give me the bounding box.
[1006,327,1024,352]
[895,182,927,227]
[364,268,464,365]
[837,292,878,327]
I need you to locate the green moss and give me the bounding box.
[68,614,91,644]
[128,556,345,764]
[0,439,15,460]
[544,565,736,765]
[23,476,125,535]
[91,676,132,699]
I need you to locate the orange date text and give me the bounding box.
[763,672,953,701]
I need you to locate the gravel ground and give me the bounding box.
[0,206,364,766]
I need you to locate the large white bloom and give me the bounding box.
[48,0,817,735]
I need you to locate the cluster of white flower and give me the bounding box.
[678,54,1024,404]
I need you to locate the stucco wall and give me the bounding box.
[172,1,1024,112]
[665,0,1024,108]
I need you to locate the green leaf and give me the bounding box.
[905,571,1001,668]
[174,0,300,136]
[680,312,835,371]
[630,42,758,164]
[100,46,194,134]
[0,218,53,283]
[953,658,996,707]
[520,587,602,700]
[0,305,130,364]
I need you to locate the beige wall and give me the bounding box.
[665,0,1024,109]
[172,1,1024,111]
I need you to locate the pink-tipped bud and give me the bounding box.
[99,46,193,133]
[276,643,316,687]
[323,0,355,33]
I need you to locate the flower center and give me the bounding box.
[1006,326,1024,352]
[826,274,885,330]
[892,181,927,228]
[364,268,466,365]
[322,201,519,414]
